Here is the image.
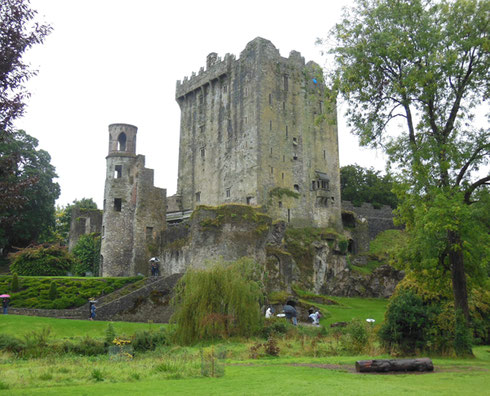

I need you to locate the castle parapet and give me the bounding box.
[176,53,235,99]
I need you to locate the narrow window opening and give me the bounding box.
[286,125,288,138]
[271,167,274,174]
[284,75,289,91]
[146,227,154,241]
[226,188,231,198]
[102,226,105,237]
[269,120,272,131]
[282,172,284,180]
[294,184,300,192]
[293,154,298,160]
[246,196,253,205]
[287,208,291,223]
[278,201,283,208]
[195,192,201,202]
[114,198,122,212]
[323,150,326,160]
[200,147,206,158]
[114,165,122,179]
[292,137,297,145]
[244,87,248,97]
[270,147,273,155]
[283,155,285,162]
[269,93,272,105]
[117,133,127,151]
[283,102,286,111]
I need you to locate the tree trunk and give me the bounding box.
[355,358,434,373]
[448,230,470,322]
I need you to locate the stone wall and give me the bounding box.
[68,208,103,252]
[341,201,399,240]
[175,37,341,228]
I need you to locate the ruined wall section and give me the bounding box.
[68,208,103,252]
[341,201,398,240]
[101,124,166,277]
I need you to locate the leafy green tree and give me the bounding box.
[72,233,101,276]
[0,0,52,231]
[171,258,264,344]
[0,130,60,252]
[56,198,98,245]
[340,164,398,208]
[326,0,489,350]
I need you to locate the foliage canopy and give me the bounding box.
[171,258,264,344]
[326,0,489,342]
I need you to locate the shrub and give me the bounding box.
[341,319,370,354]
[379,289,439,354]
[131,329,168,352]
[0,334,25,354]
[261,317,289,339]
[9,244,76,276]
[105,323,116,346]
[171,258,264,344]
[48,281,58,299]
[10,273,19,292]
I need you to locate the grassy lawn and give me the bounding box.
[320,296,388,327]
[0,315,157,338]
[1,347,489,395]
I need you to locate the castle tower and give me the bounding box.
[100,123,167,276]
[174,37,341,228]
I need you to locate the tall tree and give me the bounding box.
[0,130,60,252]
[326,0,489,336]
[0,0,52,232]
[340,164,398,208]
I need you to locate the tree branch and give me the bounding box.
[455,145,489,186]
[464,175,490,204]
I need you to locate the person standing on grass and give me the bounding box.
[283,301,297,326]
[89,299,96,320]
[2,298,9,314]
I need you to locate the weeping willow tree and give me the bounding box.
[171,258,264,345]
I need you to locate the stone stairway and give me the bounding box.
[10,274,183,322]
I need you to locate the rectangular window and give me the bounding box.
[246,196,253,205]
[270,147,273,155]
[293,137,297,145]
[283,155,285,162]
[282,172,284,180]
[114,198,122,212]
[196,192,201,202]
[269,120,272,131]
[226,188,231,198]
[114,165,122,179]
[284,75,288,91]
[283,102,286,111]
[293,154,298,160]
[288,208,291,223]
[269,93,272,105]
[146,227,153,241]
[323,150,326,160]
[286,125,288,138]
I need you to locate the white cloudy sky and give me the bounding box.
[16,0,388,208]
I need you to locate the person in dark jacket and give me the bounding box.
[283,301,297,325]
[2,298,9,315]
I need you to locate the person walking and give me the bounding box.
[89,299,96,320]
[283,300,297,326]
[2,297,9,315]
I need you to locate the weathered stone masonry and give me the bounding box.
[173,37,341,228]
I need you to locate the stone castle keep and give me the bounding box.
[96,37,344,277]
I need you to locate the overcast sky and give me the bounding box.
[16,0,388,208]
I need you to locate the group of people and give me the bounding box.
[266,300,321,326]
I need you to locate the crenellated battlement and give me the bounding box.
[176,52,235,99]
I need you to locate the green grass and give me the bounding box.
[1,347,489,395]
[0,315,159,339]
[317,296,388,327]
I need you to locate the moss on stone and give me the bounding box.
[165,238,189,251]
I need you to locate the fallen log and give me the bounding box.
[355,358,434,373]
